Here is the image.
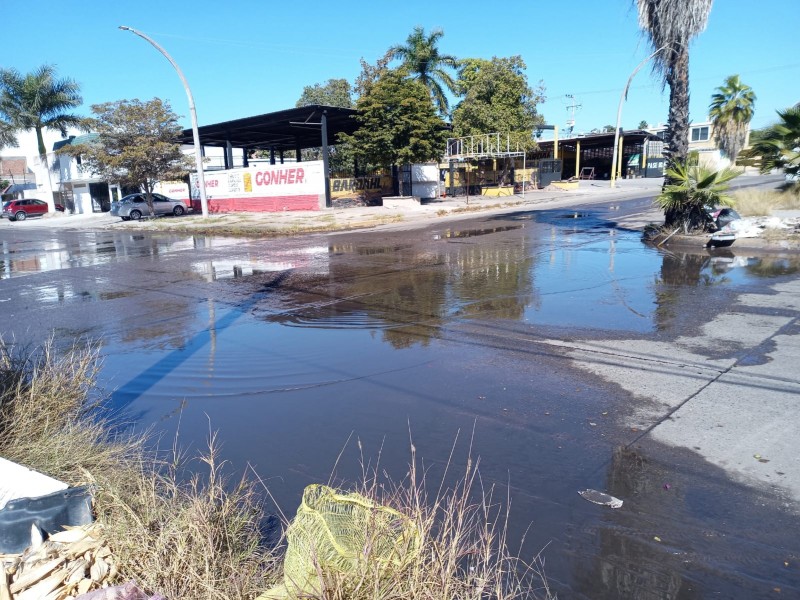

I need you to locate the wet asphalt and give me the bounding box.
[1,184,798,598]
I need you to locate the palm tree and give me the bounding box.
[656,162,740,232]
[636,0,714,224]
[388,26,458,116]
[709,75,756,164]
[0,65,83,210]
[748,104,800,185]
[0,119,16,149]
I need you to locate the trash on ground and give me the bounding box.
[0,458,68,511]
[259,484,420,599]
[74,580,165,600]
[578,489,623,508]
[0,481,93,554]
[0,523,123,599]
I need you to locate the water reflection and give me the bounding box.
[265,235,537,347]
[0,233,197,279]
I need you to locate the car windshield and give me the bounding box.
[2,202,9,209]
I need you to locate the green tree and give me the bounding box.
[339,69,447,170]
[655,162,740,232]
[0,65,83,210]
[65,99,192,216]
[638,120,649,129]
[0,120,16,149]
[388,27,458,115]
[747,104,800,185]
[451,56,544,148]
[709,75,756,164]
[636,0,714,225]
[296,78,353,108]
[354,54,391,99]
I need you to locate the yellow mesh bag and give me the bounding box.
[260,484,421,599]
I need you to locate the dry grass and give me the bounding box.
[0,341,551,600]
[99,435,281,600]
[0,341,138,486]
[0,339,279,599]
[730,188,800,216]
[272,435,555,600]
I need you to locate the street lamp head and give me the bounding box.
[119,25,131,31]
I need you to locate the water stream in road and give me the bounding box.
[2,207,799,598]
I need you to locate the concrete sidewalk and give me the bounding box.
[559,276,800,509]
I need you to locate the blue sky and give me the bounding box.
[4,0,798,140]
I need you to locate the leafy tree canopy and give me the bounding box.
[354,54,391,100]
[64,98,192,214]
[638,120,649,129]
[339,68,448,168]
[296,78,353,108]
[451,56,544,149]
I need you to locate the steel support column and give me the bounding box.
[321,110,331,208]
[225,140,233,170]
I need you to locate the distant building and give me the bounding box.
[0,156,36,199]
[644,120,750,169]
[50,135,122,214]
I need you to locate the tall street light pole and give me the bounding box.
[610,45,670,188]
[119,26,209,217]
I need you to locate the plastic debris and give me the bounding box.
[578,489,623,508]
[75,580,166,599]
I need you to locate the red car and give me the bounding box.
[1,199,65,221]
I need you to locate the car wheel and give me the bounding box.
[173,205,185,216]
[15,211,26,221]
[129,210,142,220]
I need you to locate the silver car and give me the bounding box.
[110,193,190,221]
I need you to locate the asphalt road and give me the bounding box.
[1,178,798,598]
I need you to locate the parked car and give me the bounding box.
[110,193,190,221]
[1,199,65,221]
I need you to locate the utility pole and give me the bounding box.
[565,94,582,135]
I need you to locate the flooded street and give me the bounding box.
[2,200,799,598]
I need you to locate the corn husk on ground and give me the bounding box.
[0,524,114,600]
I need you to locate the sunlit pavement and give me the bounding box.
[1,178,669,234]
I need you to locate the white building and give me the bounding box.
[51,135,123,214]
[644,120,751,170]
[1,129,122,214]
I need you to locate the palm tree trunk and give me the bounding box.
[664,47,690,228]
[36,126,57,212]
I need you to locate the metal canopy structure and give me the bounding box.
[534,130,662,180]
[176,104,358,153]
[446,133,525,161]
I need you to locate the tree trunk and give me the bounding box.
[144,182,155,217]
[664,47,691,228]
[36,126,57,213]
